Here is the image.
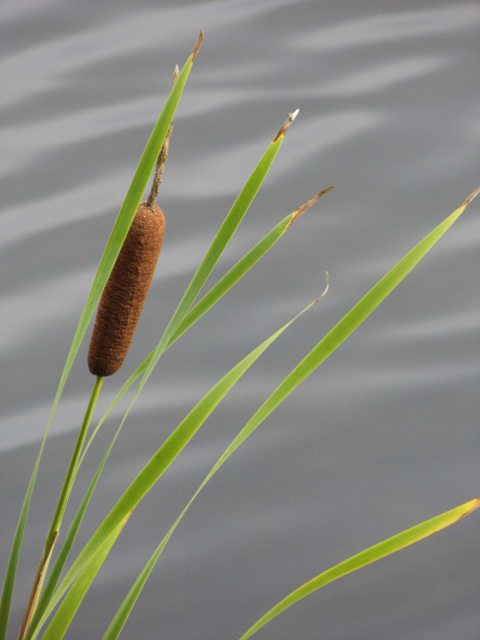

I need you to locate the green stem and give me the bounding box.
[18,376,103,640]
[45,376,103,549]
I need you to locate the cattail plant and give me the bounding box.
[1,31,479,640]
[16,56,178,640]
[88,65,178,378]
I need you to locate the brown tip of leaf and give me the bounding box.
[273,109,299,142]
[173,65,179,82]
[286,186,335,230]
[461,185,480,208]
[192,31,203,62]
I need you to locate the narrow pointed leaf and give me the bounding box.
[43,514,131,640]
[0,459,40,639]
[240,498,480,638]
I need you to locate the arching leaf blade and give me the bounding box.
[240,498,480,639]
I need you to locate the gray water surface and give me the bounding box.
[1,1,479,639]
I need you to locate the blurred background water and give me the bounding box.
[1,1,479,638]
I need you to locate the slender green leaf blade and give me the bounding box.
[42,514,131,640]
[0,457,41,639]
[240,498,480,639]
[100,301,322,640]
[102,534,169,640]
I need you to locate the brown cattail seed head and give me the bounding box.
[88,201,165,376]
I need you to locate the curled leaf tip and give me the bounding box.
[286,186,335,229]
[309,272,330,308]
[462,185,480,208]
[321,271,329,298]
[274,108,299,142]
[192,30,203,61]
